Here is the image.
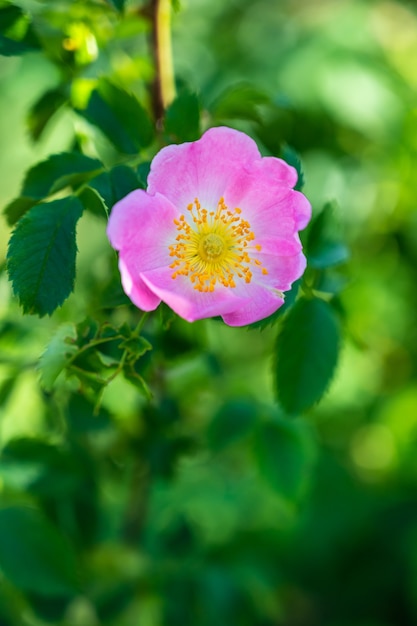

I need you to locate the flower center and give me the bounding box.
[168,197,268,293]
[199,233,225,261]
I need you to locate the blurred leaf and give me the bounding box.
[0,33,36,55]
[275,297,340,415]
[1,438,82,496]
[0,506,79,596]
[307,202,349,269]
[0,4,22,32]
[27,86,68,141]
[165,91,200,142]
[281,145,304,191]
[78,79,154,154]
[210,83,269,122]
[7,197,84,316]
[3,196,37,226]
[39,323,78,390]
[106,0,126,11]
[255,418,314,499]
[207,399,257,450]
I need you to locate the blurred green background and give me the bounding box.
[1,0,417,624]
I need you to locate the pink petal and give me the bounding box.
[107,190,179,260]
[140,266,248,323]
[119,258,161,311]
[147,126,261,212]
[224,160,311,237]
[221,283,284,326]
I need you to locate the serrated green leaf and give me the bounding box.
[165,91,200,142]
[275,297,340,415]
[306,202,349,269]
[210,83,269,123]
[78,79,154,154]
[39,323,77,390]
[7,197,84,316]
[207,400,256,450]
[27,87,68,141]
[0,506,79,596]
[119,335,152,358]
[255,418,315,499]
[22,152,103,199]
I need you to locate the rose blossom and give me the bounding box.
[107,126,311,326]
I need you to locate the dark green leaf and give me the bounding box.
[281,145,304,191]
[109,164,143,203]
[255,418,314,499]
[0,506,79,596]
[0,33,36,55]
[79,185,109,218]
[306,202,349,269]
[207,399,256,450]
[78,79,154,154]
[1,438,82,496]
[3,196,38,226]
[0,5,22,33]
[27,87,68,141]
[210,83,269,123]
[165,92,200,142]
[106,0,126,11]
[22,152,103,199]
[275,297,340,414]
[7,197,84,316]
[119,334,152,358]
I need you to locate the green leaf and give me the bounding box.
[109,164,143,203]
[275,297,340,415]
[7,197,84,316]
[255,418,315,499]
[79,185,109,218]
[27,87,68,141]
[306,202,349,269]
[106,0,126,11]
[39,323,78,390]
[0,5,22,33]
[281,145,304,191]
[3,196,37,225]
[4,152,103,225]
[165,91,200,142]
[0,33,36,55]
[22,152,103,199]
[210,83,269,123]
[0,506,79,596]
[78,79,154,154]
[207,399,257,450]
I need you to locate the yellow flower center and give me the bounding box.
[168,197,268,293]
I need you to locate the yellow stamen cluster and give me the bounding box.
[168,197,268,292]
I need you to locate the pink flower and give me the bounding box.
[107,126,311,326]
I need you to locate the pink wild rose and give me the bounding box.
[107,126,311,326]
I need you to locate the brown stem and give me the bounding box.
[149,0,176,124]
